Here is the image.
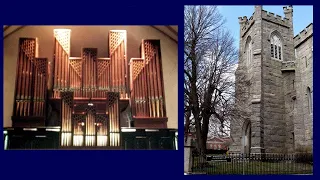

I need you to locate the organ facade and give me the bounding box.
[6,28,176,149]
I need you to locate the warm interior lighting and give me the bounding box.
[35,38,39,58]
[73,135,83,146]
[81,122,85,126]
[61,132,72,146]
[4,135,8,150]
[53,29,71,55]
[145,129,159,132]
[46,128,60,132]
[85,136,96,146]
[35,135,47,138]
[136,136,146,139]
[23,128,37,131]
[88,103,93,106]
[121,128,136,132]
[175,132,178,150]
[97,135,108,146]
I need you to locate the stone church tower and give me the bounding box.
[230,6,313,154]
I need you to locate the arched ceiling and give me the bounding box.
[3,25,178,43]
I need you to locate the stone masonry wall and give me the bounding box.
[294,24,313,151]
[231,6,312,154]
[261,13,295,153]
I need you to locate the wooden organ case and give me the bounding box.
[51,29,123,148]
[11,29,168,149]
[12,38,48,127]
[130,40,168,128]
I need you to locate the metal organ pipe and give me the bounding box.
[39,73,43,116]
[151,52,159,118]
[155,46,163,117]
[93,58,96,98]
[15,46,22,116]
[115,48,118,93]
[65,52,68,90]
[39,73,42,116]
[53,40,58,98]
[22,51,28,116]
[58,44,61,93]
[20,50,26,116]
[62,50,65,91]
[24,53,29,116]
[33,65,38,116]
[122,42,125,99]
[143,63,148,116]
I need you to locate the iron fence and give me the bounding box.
[191,152,313,175]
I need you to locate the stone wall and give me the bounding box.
[260,9,295,153]
[231,6,313,154]
[294,24,313,151]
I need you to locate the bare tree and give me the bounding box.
[184,5,239,155]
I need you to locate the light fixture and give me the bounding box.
[81,122,85,126]
[121,128,136,132]
[88,98,93,106]
[146,129,159,132]
[23,128,37,131]
[35,135,47,138]
[46,128,60,132]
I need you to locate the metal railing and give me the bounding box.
[191,152,313,175]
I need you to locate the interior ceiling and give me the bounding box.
[3,25,178,42]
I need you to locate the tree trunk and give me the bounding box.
[201,114,210,154]
[184,110,191,141]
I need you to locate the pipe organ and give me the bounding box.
[11,28,168,148]
[53,29,71,99]
[60,92,73,146]
[109,31,128,99]
[107,92,120,146]
[12,38,48,127]
[85,106,96,146]
[130,40,167,128]
[73,114,85,146]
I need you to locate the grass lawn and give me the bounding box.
[192,159,313,175]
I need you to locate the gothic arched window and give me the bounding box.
[245,37,252,68]
[271,34,282,60]
[307,87,313,114]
